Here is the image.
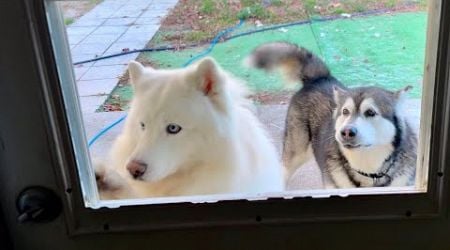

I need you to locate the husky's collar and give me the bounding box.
[353,168,391,180]
[351,166,392,186]
[354,169,387,179]
[346,115,403,185]
[351,151,398,185]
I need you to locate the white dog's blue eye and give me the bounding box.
[166,123,182,134]
[140,122,145,130]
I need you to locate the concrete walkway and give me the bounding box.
[67,0,178,113]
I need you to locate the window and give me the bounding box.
[5,0,445,234]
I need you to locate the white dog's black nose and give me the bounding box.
[340,126,357,140]
[126,160,147,179]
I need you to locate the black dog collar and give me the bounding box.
[354,169,386,179]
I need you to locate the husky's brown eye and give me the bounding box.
[166,123,182,134]
[364,109,377,117]
[342,108,350,116]
[140,122,145,130]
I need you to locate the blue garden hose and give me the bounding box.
[88,115,126,146]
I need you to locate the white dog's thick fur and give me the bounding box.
[96,57,284,199]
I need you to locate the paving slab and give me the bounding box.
[81,65,125,81]
[66,26,97,36]
[110,9,145,18]
[69,18,106,27]
[81,33,122,45]
[67,34,86,45]
[93,53,137,66]
[71,43,112,55]
[125,24,160,34]
[116,32,155,43]
[79,95,107,113]
[90,25,128,35]
[78,79,118,97]
[105,41,147,52]
[73,65,90,81]
[102,17,137,26]
[135,17,161,25]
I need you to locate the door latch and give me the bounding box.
[16,186,62,223]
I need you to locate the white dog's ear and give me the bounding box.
[332,85,347,104]
[128,60,146,85]
[195,57,223,96]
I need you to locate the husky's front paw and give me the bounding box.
[93,159,134,200]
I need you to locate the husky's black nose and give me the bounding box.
[340,126,357,140]
[126,160,147,179]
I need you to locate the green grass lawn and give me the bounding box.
[102,12,427,111]
[150,0,425,46]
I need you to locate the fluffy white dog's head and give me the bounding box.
[123,58,240,183]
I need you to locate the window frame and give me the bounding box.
[23,0,450,235]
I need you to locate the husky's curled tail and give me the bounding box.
[246,42,330,84]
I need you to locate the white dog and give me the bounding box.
[95,57,284,199]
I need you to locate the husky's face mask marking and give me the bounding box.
[124,59,232,183]
[333,87,408,150]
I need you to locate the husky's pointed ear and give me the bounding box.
[128,60,146,84]
[395,85,412,99]
[195,57,223,96]
[394,85,412,114]
[333,85,347,104]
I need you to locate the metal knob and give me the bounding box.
[16,186,61,223]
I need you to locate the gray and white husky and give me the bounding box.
[246,42,417,188]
